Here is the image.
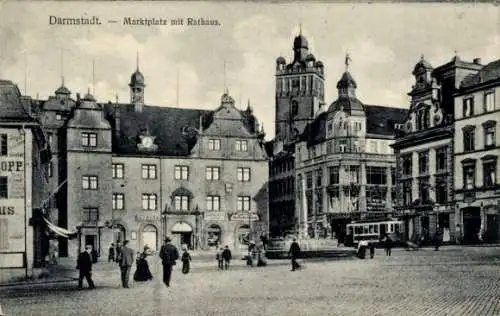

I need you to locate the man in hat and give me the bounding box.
[76,244,96,289]
[159,237,179,287]
[119,240,134,288]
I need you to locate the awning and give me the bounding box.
[171,222,192,233]
[43,217,78,239]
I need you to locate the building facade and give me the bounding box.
[392,55,483,244]
[453,59,500,244]
[31,65,269,258]
[0,80,51,283]
[295,63,406,240]
[268,33,406,239]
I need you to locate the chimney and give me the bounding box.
[473,58,482,65]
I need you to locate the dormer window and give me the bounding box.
[235,140,248,152]
[81,132,97,147]
[208,139,221,151]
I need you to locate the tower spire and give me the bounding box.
[299,23,302,35]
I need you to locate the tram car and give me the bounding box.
[345,218,406,247]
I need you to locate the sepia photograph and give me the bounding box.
[0,1,499,315]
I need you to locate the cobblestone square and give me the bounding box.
[1,246,499,316]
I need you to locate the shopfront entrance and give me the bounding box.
[462,207,481,244]
[206,224,222,250]
[171,222,193,250]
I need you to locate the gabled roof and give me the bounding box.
[0,80,36,122]
[103,102,260,156]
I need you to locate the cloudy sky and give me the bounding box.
[0,2,498,139]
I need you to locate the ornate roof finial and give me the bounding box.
[420,54,425,61]
[345,52,352,72]
[136,51,140,71]
[115,93,118,104]
[299,23,302,35]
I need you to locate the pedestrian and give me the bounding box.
[91,247,98,263]
[76,244,95,289]
[288,238,301,271]
[119,240,134,288]
[216,247,224,270]
[181,247,192,274]
[108,243,115,263]
[385,235,393,256]
[222,245,232,270]
[369,243,375,259]
[159,237,179,287]
[134,247,153,282]
[115,241,122,263]
[434,229,442,251]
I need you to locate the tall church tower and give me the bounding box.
[274,31,325,144]
[129,53,145,112]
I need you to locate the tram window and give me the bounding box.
[395,224,400,233]
[348,227,353,234]
[390,224,394,233]
[363,226,369,234]
[369,225,374,233]
[355,227,362,234]
[374,225,379,234]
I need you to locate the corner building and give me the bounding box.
[0,80,51,283]
[268,33,406,239]
[295,62,406,239]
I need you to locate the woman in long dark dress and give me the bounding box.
[133,247,153,282]
[181,247,192,274]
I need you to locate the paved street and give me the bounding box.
[1,246,499,316]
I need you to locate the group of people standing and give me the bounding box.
[76,237,189,290]
[216,246,232,270]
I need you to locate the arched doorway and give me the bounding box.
[236,225,250,252]
[171,222,193,250]
[142,225,158,251]
[206,224,222,250]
